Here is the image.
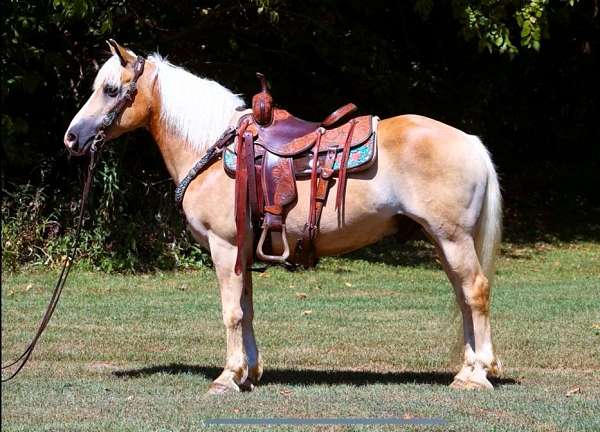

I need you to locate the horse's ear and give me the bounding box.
[106,39,136,67]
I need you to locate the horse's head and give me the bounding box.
[64,40,155,155]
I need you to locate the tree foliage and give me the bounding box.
[1,0,599,270]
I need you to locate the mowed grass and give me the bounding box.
[2,241,599,431]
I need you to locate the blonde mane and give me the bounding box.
[94,53,245,152]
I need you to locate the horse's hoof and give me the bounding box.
[207,381,238,395]
[466,375,494,390]
[450,376,494,390]
[449,378,469,389]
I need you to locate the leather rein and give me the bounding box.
[1,56,146,382]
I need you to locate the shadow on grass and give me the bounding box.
[113,363,517,387]
[335,217,441,270]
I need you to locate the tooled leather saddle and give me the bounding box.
[227,73,377,274]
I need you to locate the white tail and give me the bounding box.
[471,136,503,284]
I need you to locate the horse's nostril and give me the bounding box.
[65,131,79,150]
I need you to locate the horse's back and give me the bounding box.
[377,114,487,176]
[378,114,471,151]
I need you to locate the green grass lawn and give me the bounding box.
[2,241,600,431]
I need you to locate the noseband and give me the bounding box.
[2,55,146,382]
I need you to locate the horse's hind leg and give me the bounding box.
[434,234,498,389]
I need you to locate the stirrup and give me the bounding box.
[256,224,290,264]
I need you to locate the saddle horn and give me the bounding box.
[252,72,273,126]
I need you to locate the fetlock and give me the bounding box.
[488,356,503,377]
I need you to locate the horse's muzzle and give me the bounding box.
[64,118,99,156]
[64,134,95,156]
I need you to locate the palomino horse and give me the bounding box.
[64,41,502,392]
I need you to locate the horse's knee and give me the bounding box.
[223,307,243,328]
[465,273,490,314]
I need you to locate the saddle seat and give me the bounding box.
[229,73,378,273]
[255,110,319,155]
[250,102,361,156]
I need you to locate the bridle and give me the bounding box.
[1,56,146,382]
[69,56,146,156]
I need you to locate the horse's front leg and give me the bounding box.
[207,233,262,394]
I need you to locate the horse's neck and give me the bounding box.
[147,105,245,184]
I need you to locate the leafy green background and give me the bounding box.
[2,0,599,271]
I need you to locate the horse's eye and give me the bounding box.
[103,84,119,97]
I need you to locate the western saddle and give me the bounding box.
[226,73,377,274]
